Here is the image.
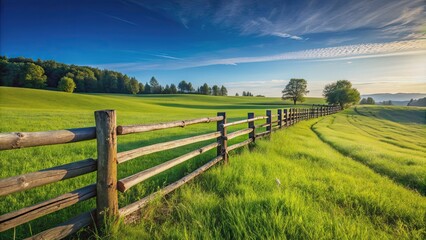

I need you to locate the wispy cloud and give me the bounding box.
[97,39,426,71]
[125,0,425,40]
[149,53,183,60]
[98,12,137,26]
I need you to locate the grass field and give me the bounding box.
[0,87,323,239]
[313,106,426,195]
[116,107,426,239]
[0,87,425,239]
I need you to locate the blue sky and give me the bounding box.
[1,0,425,96]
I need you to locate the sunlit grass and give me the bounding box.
[312,105,426,194]
[0,87,322,239]
[116,118,426,239]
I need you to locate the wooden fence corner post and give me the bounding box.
[217,112,228,164]
[94,110,118,230]
[266,110,272,134]
[278,109,282,129]
[248,112,255,142]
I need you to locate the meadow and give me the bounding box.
[312,106,426,195]
[116,107,426,239]
[0,87,322,239]
[0,87,425,239]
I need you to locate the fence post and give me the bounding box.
[94,110,118,229]
[217,112,228,164]
[296,109,299,123]
[284,109,288,127]
[278,109,282,129]
[266,110,272,134]
[248,112,255,142]
[288,109,292,125]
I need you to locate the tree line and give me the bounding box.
[0,56,228,95]
[407,98,426,107]
[360,97,375,105]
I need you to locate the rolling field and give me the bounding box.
[313,106,426,195]
[116,107,426,239]
[0,87,425,239]
[0,87,323,239]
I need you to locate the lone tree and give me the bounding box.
[323,80,360,108]
[58,76,76,93]
[282,78,309,105]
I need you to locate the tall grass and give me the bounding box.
[0,87,322,239]
[116,119,426,239]
[312,106,426,194]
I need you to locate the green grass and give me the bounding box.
[312,106,426,195]
[115,117,426,239]
[0,87,322,239]
[1,87,424,239]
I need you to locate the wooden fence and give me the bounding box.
[0,105,340,239]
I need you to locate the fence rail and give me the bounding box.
[0,104,340,239]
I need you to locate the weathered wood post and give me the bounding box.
[94,110,119,229]
[296,109,299,123]
[278,109,282,129]
[288,109,292,125]
[217,112,228,164]
[284,109,288,127]
[248,112,255,142]
[266,110,272,134]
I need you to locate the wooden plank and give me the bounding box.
[248,113,255,142]
[272,125,280,131]
[117,142,219,192]
[0,127,96,151]
[0,158,96,197]
[25,210,95,240]
[117,131,221,164]
[228,138,253,151]
[222,116,268,128]
[227,128,253,140]
[94,110,118,225]
[255,123,269,128]
[117,116,224,135]
[119,155,224,221]
[255,131,270,138]
[0,184,95,232]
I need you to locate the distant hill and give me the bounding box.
[361,93,426,102]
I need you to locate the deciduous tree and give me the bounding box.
[323,80,360,108]
[282,78,309,105]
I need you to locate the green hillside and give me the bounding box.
[0,87,324,239]
[0,87,424,239]
[117,107,426,240]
